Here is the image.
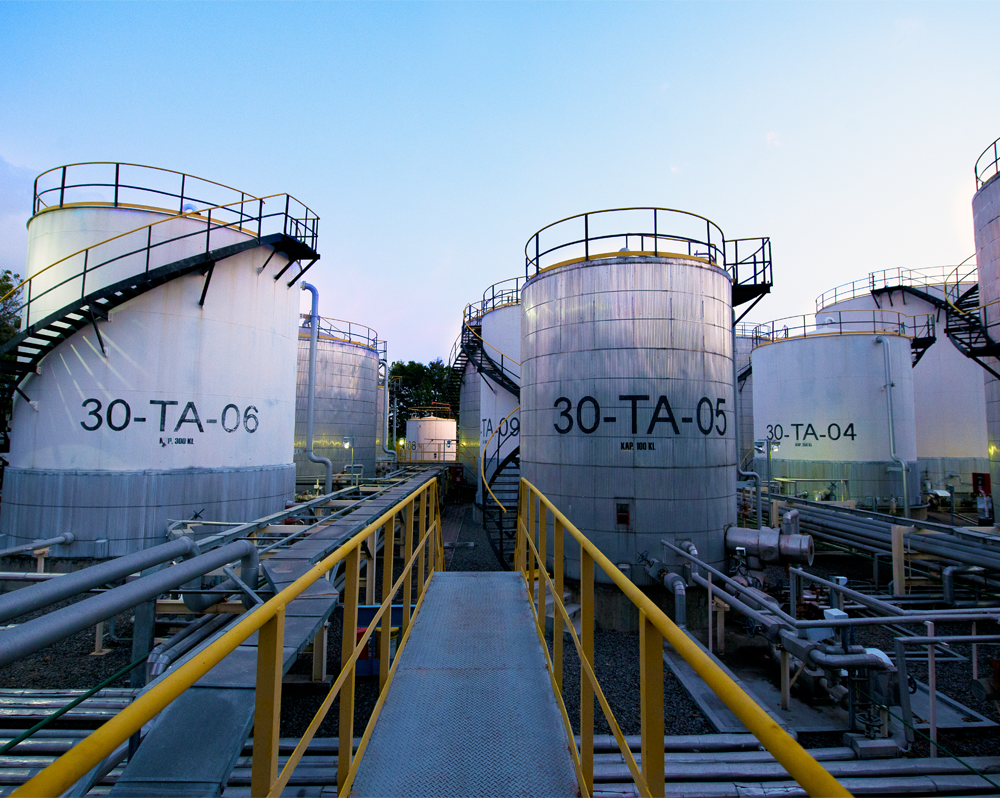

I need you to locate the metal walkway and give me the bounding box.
[350,572,579,798]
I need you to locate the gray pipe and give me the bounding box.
[875,336,910,518]
[690,572,783,639]
[148,613,231,678]
[0,532,74,558]
[378,359,398,463]
[0,540,258,669]
[181,545,259,612]
[301,282,333,495]
[942,565,985,605]
[779,630,891,671]
[732,311,762,529]
[0,538,201,624]
[664,572,687,629]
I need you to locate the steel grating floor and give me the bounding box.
[350,572,580,798]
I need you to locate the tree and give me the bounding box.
[0,270,22,353]
[387,359,452,442]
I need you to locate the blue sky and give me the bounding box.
[2,1,998,364]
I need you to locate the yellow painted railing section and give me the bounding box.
[14,477,445,798]
[516,477,851,799]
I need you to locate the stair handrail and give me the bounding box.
[975,135,1000,190]
[941,253,979,309]
[2,192,318,333]
[480,405,520,514]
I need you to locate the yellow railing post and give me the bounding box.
[402,499,415,637]
[537,504,548,639]
[580,547,594,795]
[251,605,285,797]
[434,480,444,572]
[527,490,536,589]
[338,547,360,793]
[417,490,427,589]
[639,609,665,797]
[379,513,397,692]
[553,517,564,694]
[515,480,526,572]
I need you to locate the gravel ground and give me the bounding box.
[3,509,998,765]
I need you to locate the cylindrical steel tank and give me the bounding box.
[973,138,1000,515]
[405,416,457,461]
[294,316,380,484]
[457,353,481,484]
[520,208,736,584]
[735,323,757,468]
[751,311,923,510]
[0,163,319,557]
[816,266,987,499]
[476,278,522,504]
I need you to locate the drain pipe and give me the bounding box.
[875,336,909,518]
[302,282,333,495]
[942,565,985,605]
[378,359,398,463]
[732,311,762,528]
[642,558,687,629]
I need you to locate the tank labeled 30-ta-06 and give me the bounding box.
[0,163,320,557]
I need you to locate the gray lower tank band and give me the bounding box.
[0,464,295,558]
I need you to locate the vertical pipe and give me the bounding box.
[708,573,714,655]
[301,282,333,494]
[379,360,397,462]
[875,336,910,518]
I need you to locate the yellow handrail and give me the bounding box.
[463,303,521,366]
[516,477,851,799]
[480,405,520,513]
[0,191,295,306]
[14,476,443,798]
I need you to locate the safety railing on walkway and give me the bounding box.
[515,477,850,798]
[815,263,978,312]
[13,476,444,798]
[976,135,1000,190]
[752,309,935,349]
[298,314,383,355]
[396,441,457,462]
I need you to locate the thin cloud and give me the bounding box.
[766,131,783,148]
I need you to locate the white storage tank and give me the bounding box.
[456,328,481,485]
[0,163,319,557]
[294,316,381,484]
[405,415,457,461]
[520,208,759,584]
[816,266,987,499]
[973,137,1000,515]
[475,278,522,504]
[735,322,758,468]
[751,311,924,511]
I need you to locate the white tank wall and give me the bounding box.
[479,303,521,494]
[752,332,920,504]
[735,329,755,463]
[2,205,300,556]
[458,359,481,485]
[405,416,457,461]
[820,288,988,490]
[973,173,1000,512]
[23,207,252,327]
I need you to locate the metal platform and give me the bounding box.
[350,572,579,798]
